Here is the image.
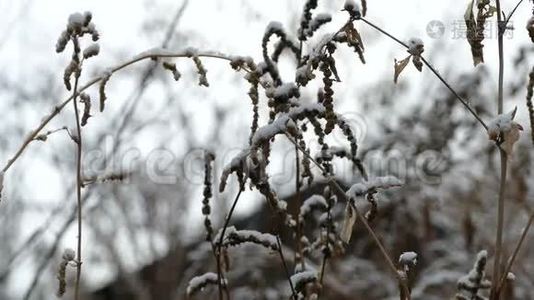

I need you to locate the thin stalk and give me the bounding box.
[319,207,332,286]
[71,67,83,300]
[360,17,488,130]
[491,1,507,298]
[497,210,534,293]
[504,0,525,36]
[276,235,297,300]
[216,186,243,300]
[210,242,229,300]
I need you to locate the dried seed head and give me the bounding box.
[56,31,70,53]
[82,43,100,59]
[62,248,76,261]
[79,92,92,126]
[57,248,76,297]
[298,0,318,41]
[202,151,215,241]
[162,61,181,81]
[99,70,112,112]
[192,56,209,87]
[63,60,78,91]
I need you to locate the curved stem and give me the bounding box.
[497,210,534,293]
[360,17,488,130]
[1,51,240,176]
[504,0,525,29]
[71,67,84,300]
[216,185,244,299]
[276,235,297,300]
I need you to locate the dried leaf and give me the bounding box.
[465,0,490,66]
[344,23,364,50]
[502,122,523,156]
[394,55,411,84]
[340,202,357,243]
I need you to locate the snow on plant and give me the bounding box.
[487,107,523,155]
[56,248,76,297]
[341,176,403,243]
[456,250,491,300]
[1,0,533,299]
[290,270,318,294]
[186,272,226,298]
[394,37,424,84]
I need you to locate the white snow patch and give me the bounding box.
[346,176,403,198]
[186,272,220,296]
[290,270,317,288]
[399,251,418,266]
[83,43,100,59]
[299,195,328,219]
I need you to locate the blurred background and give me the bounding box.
[0,0,533,299]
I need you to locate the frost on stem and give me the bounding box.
[186,272,225,298]
[456,250,491,300]
[215,226,278,251]
[82,43,100,59]
[82,172,129,186]
[290,270,318,293]
[487,107,523,156]
[252,115,298,146]
[345,176,403,198]
[56,248,76,297]
[341,176,402,242]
